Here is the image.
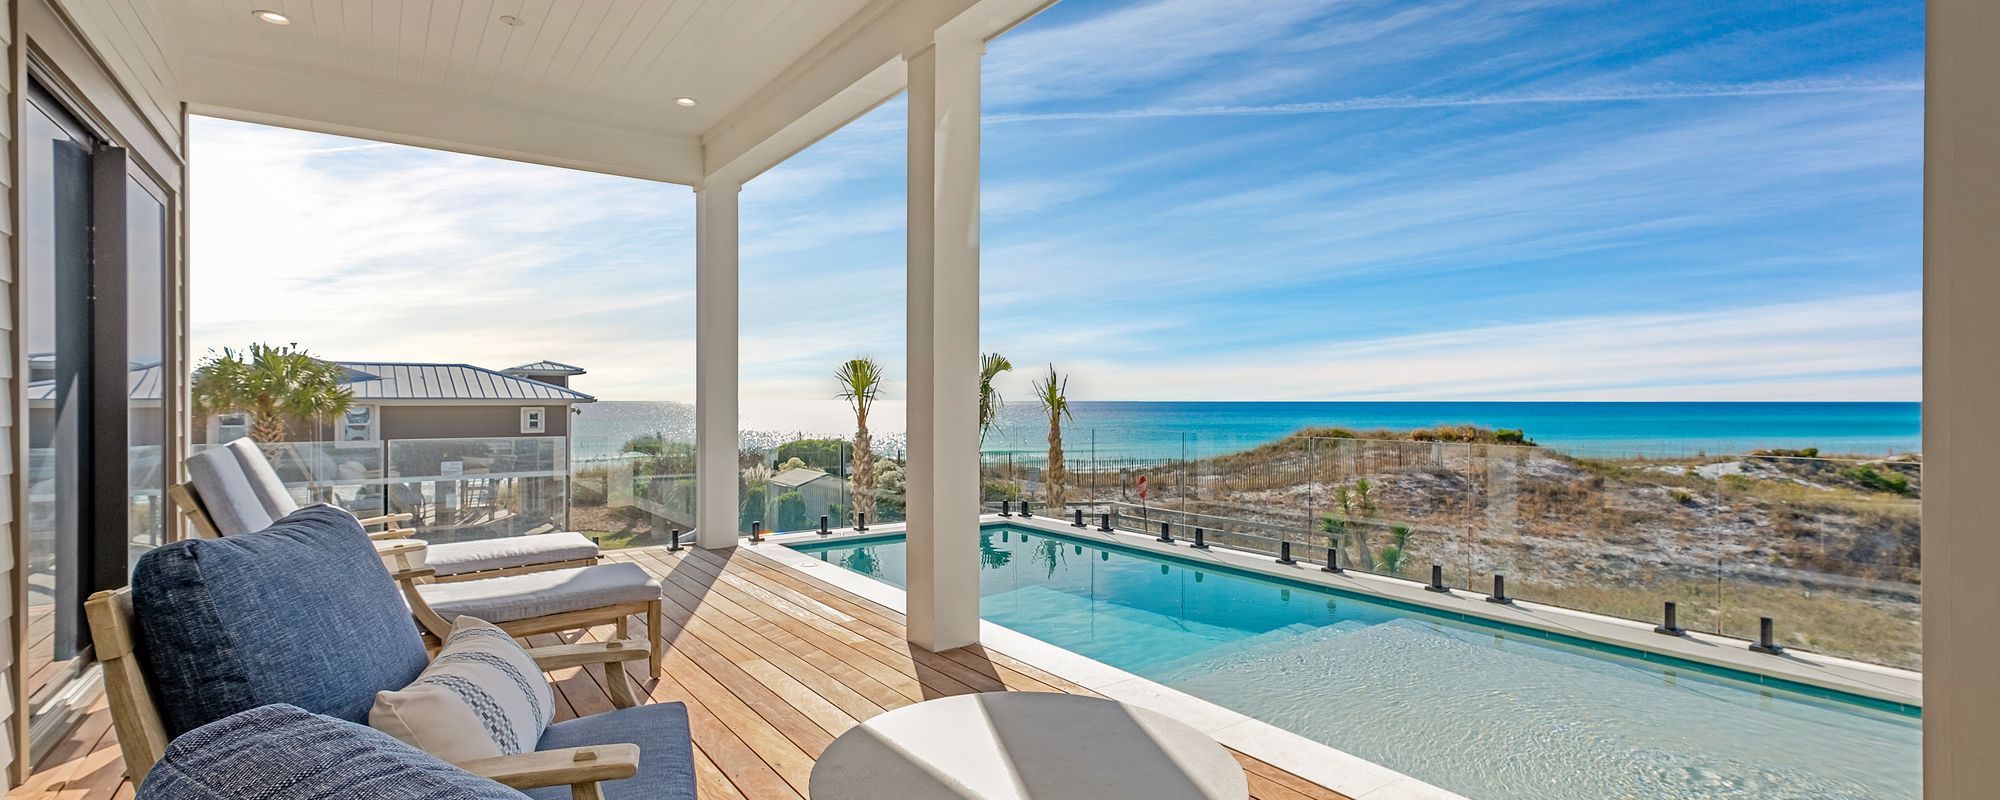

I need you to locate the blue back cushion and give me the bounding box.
[138,704,528,800]
[132,505,429,736]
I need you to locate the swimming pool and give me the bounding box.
[787,524,1921,800]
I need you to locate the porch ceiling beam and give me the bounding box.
[180,56,706,186]
[700,0,1054,185]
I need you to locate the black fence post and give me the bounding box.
[668,528,683,552]
[1073,509,1086,528]
[1158,522,1174,543]
[1277,541,1296,565]
[857,512,868,532]
[1751,617,1785,654]
[1001,500,1013,517]
[1021,500,1032,518]
[1655,602,1686,636]
[1192,527,1208,549]
[1425,563,1451,593]
[750,520,763,543]
[1486,574,1512,605]
[1099,513,1113,532]
[819,515,831,535]
[1321,546,1342,573]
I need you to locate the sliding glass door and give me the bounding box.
[20,78,172,750]
[22,81,98,722]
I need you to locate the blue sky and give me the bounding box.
[192,0,1923,404]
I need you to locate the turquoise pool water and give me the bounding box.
[788,525,1921,800]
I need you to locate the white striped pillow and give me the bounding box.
[369,616,554,762]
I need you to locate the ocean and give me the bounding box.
[572,400,1921,462]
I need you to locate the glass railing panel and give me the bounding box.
[1710,452,1921,669]
[570,429,694,548]
[190,440,391,519]
[1461,444,1723,626]
[383,436,566,544]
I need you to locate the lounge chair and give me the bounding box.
[390,539,666,677]
[175,438,599,582]
[88,505,690,799]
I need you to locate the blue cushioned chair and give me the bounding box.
[138,704,532,800]
[87,506,696,800]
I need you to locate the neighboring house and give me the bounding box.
[769,466,848,525]
[195,360,596,445]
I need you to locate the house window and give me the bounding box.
[521,407,546,434]
[213,413,250,443]
[341,406,376,441]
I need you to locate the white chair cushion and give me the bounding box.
[187,444,276,536]
[416,563,660,624]
[225,438,303,520]
[370,617,554,762]
[425,532,600,577]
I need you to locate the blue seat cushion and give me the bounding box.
[138,704,527,800]
[526,702,697,800]
[132,505,429,736]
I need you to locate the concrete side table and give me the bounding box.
[811,692,1249,800]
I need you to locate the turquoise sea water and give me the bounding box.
[790,525,1922,800]
[573,400,1920,461]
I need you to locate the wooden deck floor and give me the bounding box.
[11,544,1350,800]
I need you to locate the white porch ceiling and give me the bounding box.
[156,0,876,183]
[133,0,1052,184]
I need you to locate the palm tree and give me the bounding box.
[1032,365,1073,510]
[1335,479,1380,571]
[978,352,1013,446]
[835,357,884,524]
[192,343,353,443]
[1376,524,1415,575]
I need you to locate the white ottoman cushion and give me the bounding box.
[417,563,660,624]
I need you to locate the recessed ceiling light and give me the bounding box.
[499,15,525,27]
[674,97,698,107]
[251,9,290,25]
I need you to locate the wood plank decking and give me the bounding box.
[10,544,1351,800]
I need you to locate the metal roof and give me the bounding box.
[770,467,834,487]
[505,360,588,376]
[40,360,597,405]
[338,362,595,403]
[27,360,164,404]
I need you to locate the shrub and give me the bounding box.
[983,479,1023,502]
[1843,465,1913,495]
[739,485,767,531]
[773,490,810,532]
[777,439,848,472]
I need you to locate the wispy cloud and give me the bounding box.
[1053,293,1921,401]
[981,78,1924,124]
[193,0,1923,405]
[191,117,697,400]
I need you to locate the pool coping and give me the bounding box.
[771,514,1923,711]
[757,524,1468,800]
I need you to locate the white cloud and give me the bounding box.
[1054,293,1920,401]
[190,116,697,400]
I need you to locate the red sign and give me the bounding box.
[1138,475,1149,500]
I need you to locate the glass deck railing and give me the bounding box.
[980,433,1921,671]
[202,429,1920,670]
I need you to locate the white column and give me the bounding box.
[1926,0,2000,795]
[695,181,741,549]
[903,32,984,651]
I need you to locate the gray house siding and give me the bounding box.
[380,404,570,440]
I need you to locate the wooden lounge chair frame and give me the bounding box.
[387,552,665,680]
[86,586,648,798]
